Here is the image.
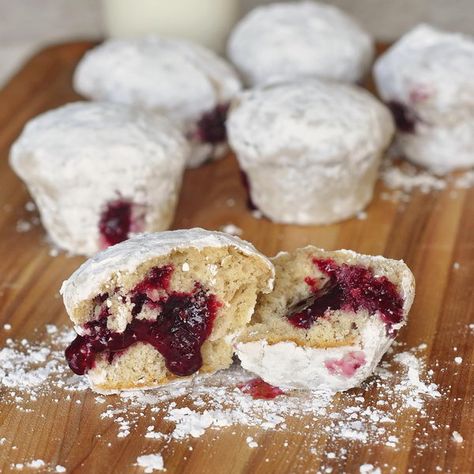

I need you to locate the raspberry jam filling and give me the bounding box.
[388,101,417,133]
[238,378,285,400]
[98,199,133,248]
[286,258,404,330]
[325,351,366,377]
[196,104,229,144]
[65,265,221,377]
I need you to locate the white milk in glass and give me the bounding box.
[102,0,240,53]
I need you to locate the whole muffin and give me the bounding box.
[227,80,394,225]
[10,102,189,256]
[374,24,474,174]
[227,1,374,87]
[74,36,242,167]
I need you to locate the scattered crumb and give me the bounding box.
[181,262,190,272]
[16,220,33,233]
[55,466,66,473]
[49,247,60,257]
[360,464,381,474]
[454,357,462,365]
[356,211,367,220]
[246,436,258,448]
[220,224,242,236]
[380,158,474,204]
[453,262,460,270]
[46,325,58,335]
[3,323,12,331]
[251,210,263,219]
[451,431,463,443]
[25,201,36,212]
[26,460,45,469]
[136,453,165,472]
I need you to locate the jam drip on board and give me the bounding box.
[65,265,221,377]
[286,258,404,330]
[238,378,285,400]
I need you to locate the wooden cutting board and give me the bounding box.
[0,42,472,474]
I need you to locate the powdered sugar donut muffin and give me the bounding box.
[227,1,374,87]
[227,80,394,225]
[236,246,415,392]
[10,102,189,256]
[374,24,474,174]
[61,229,274,393]
[74,36,242,167]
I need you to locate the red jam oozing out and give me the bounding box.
[196,104,229,144]
[286,258,404,330]
[98,199,133,247]
[237,378,285,400]
[387,101,417,133]
[65,265,222,377]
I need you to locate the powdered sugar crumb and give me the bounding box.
[451,431,463,443]
[379,157,474,202]
[219,224,243,236]
[360,464,381,474]
[136,453,166,472]
[246,436,258,448]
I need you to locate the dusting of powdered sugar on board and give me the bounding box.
[1,322,465,472]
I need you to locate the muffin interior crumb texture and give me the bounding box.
[65,246,272,392]
[241,246,414,348]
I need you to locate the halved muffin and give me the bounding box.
[61,229,274,393]
[236,246,415,392]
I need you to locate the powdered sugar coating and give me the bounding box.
[227,1,374,87]
[227,80,394,224]
[10,102,189,256]
[237,320,394,392]
[74,36,242,167]
[374,24,474,174]
[61,228,274,315]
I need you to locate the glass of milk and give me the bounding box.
[102,0,241,53]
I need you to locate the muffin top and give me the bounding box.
[10,101,189,176]
[374,24,474,119]
[227,80,394,168]
[227,1,373,87]
[74,36,242,124]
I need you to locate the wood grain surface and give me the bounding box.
[0,42,472,474]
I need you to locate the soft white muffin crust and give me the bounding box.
[10,102,189,256]
[74,36,242,167]
[61,228,275,315]
[227,1,374,87]
[237,320,393,392]
[374,24,474,174]
[227,80,394,224]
